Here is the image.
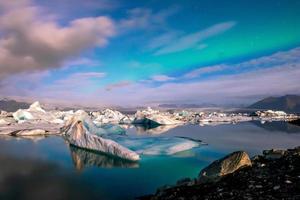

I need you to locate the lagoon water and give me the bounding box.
[0,121,300,200]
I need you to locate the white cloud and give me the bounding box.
[0,0,115,78]
[119,6,179,31]
[184,65,227,78]
[151,21,236,55]
[183,46,300,79]
[151,75,175,82]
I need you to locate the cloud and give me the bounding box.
[94,47,300,106]
[147,31,182,50]
[151,21,236,55]
[105,81,132,91]
[151,75,175,82]
[98,63,300,106]
[184,65,227,78]
[119,6,179,31]
[183,46,300,79]
[0,0,115,78]
[0,71,106,100]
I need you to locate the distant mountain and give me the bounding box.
[158,103,218,109]
[248,95,300,113]
[0,98,30,112]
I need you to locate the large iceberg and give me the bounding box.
[62,114,140,161]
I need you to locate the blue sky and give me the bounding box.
[0,0,299,107]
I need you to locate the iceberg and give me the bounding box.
[61,113,201,161]
[61,114,140,161]
[92,109,132,124]
[12,101,61,123]
[132,107,182,125]
[0,122,62,135]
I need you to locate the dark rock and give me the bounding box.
[176,178,192,186]
[263,149,286,159]
[289,119,300,126]
[198,151,252,183]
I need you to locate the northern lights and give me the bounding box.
[0,0,299,106]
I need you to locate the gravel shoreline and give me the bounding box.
[139,146,300,200]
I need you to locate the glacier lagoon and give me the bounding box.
[0,121,300,200]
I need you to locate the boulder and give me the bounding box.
[263,149,286,159]
[198,151,252,182]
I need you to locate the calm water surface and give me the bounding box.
[0,121,300,200]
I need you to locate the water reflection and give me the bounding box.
[0,153,99,200]
[132,124,180,135]
[69,145,139,170]
[0,134,48,142]
[251,121,300,133]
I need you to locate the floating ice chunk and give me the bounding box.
[62,115,140,161]
[11,129,47,136]
[133,108,182,125]
[0,118,13,125]
[0,122,62,135]
[28,101,46,113]
[105,135,201,156]
[13,109,34,122]
[12,101,56,123]
[92,109,131,124]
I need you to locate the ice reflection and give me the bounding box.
[132,124,180,135]
[69,145,139,170]
[251,121,300,133]
[0,154,99,200]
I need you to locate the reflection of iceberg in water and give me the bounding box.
[251,121,300,134]
[134,124,180,135]
[69,145,139,170]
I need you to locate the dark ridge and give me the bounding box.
[0,99,30,112]
[248,95,300,113]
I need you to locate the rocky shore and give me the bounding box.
[139,146,300,200]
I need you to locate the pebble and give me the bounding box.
[285,180,292,184]
[273,185,280,190]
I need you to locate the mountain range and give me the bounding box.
[248,95,300,113]
[0,98,30,112]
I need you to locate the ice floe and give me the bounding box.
[62,114,140,161]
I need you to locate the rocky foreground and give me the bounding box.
[140,147,300,200]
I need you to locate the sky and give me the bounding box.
[0,0,300,107]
